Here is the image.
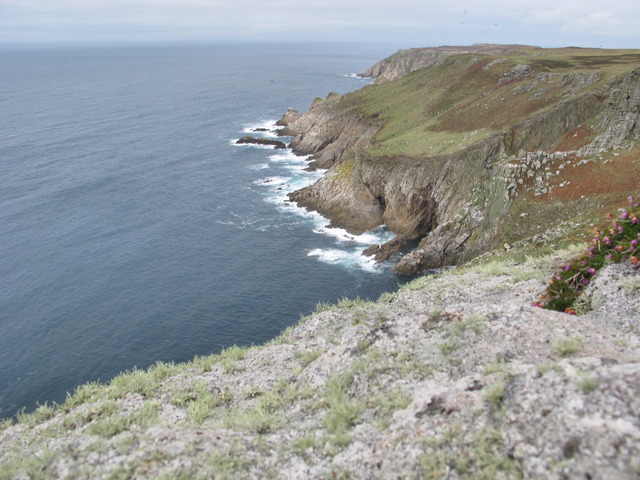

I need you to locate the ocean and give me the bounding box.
[0,42,407,418]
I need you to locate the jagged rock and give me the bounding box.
[361,236,407,262]
[235,136,286,149]
[275,107,302,127]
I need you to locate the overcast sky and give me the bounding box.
[1,0,639,48]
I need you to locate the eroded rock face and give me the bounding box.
[275,107,302,127]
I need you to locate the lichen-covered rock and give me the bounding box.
[2,250,638,479]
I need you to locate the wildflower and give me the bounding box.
[631,240,638,246]
[631,256,638,265]
[583,279,590,286]
[603,236,612,246]
[629,195,635,205]
[616,245,625,252]
[565,307,577,315]
[606,254,613,260]
[620,210,629,220]
[587,267,596,275]
[563,264,571,271]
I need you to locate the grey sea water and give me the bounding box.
[0,42,406,418]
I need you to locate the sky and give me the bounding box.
[1,0,639,49]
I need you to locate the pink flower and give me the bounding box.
[563,264,571,271]
[620,210,629,220]
[587,267,596,275]
[603,236,611,245]
[583,279,590,286]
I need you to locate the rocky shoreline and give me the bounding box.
[277,46,640,276]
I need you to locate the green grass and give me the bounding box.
[87,401,159,438]
[483,382,505,408]
[186,381,219,425]
[553,336,584,357]
[578,374,599,394]
[295,349,322,367]
[322,374,362,435]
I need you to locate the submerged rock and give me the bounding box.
[236,136,286,149]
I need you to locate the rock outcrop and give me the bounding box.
[236,136,287,149]
[363,44,541,83]
[282,46,640,275]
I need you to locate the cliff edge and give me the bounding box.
[281,46,640,275]
[1,244,639,478]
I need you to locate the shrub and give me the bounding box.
[536,194,640,313]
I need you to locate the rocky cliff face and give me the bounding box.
[282,47,640,275]
[363,44,541,83]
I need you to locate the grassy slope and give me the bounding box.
[346,48,640,158]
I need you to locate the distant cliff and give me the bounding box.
[280,45,640,275]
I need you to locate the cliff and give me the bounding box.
[1,242,639,479]
[282,46,640,275]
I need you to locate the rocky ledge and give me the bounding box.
[1,245,639,479]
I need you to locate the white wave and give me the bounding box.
[253,176,291,186]
[248,163,270,170]
[268,151,312,164]
[307,248,382,273]
[231,139,282,150]
[242,119,277,132]
[241,119,287,138]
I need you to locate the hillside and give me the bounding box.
[281,45,640,275]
